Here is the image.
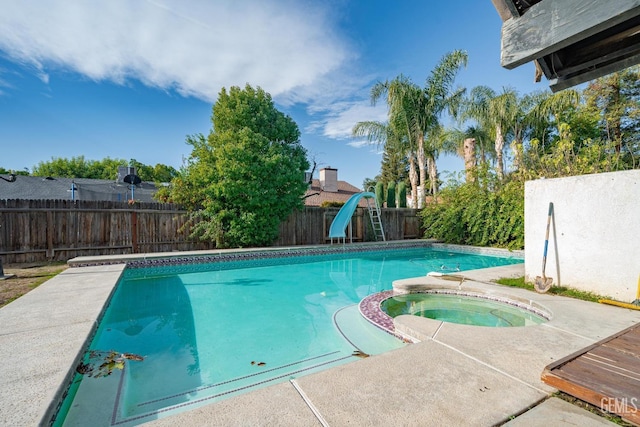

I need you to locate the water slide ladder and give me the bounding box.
[365,197,385,242]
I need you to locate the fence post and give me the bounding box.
[46,210,54,259]
[131,210,138,253]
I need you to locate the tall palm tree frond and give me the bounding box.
[352,121,389,148]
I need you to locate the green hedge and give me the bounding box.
[420,180,524,249]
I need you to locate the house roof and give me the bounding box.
[0,175,159,202]
[0,174,367,206]
[303,179,370,207]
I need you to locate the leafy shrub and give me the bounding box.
[420,179,524,249]
[387,181,396,208]
[375,182,384,207]
[397,182,407,208]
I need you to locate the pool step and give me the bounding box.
[333,304,405,355]
[115,351,354,424]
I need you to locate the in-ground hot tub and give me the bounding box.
[381,291,550,327]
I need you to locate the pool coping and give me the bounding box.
[67,239,445,268]
[3,241,639,426]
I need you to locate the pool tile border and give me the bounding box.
[69,240,434,270]
[359,291,397,334]
[124,241,432,268]
[431,243,524,259]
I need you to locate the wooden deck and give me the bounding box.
[542,322,640,425]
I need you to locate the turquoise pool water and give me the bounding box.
[55,247,522,426]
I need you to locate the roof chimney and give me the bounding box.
[319,167,338,193]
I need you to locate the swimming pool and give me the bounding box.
[54,244,522,425]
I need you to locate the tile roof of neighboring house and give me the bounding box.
[303,179,370,207]
[0,175,159,202]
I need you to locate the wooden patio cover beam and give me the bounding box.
[499,0,640,69]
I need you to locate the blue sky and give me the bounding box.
[0,0,546,188]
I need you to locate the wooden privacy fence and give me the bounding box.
[0,200,424,264]
[274,206,423,246]
[0,200,212,264]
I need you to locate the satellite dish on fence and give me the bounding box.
[123,174,141,185]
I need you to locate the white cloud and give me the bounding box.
[307,99,387,141]
[347,139,370,148]
[0,0,350,102]
[0,0,396,157]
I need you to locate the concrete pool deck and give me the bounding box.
[1,253,639,426]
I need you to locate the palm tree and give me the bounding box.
[489,89,518,180]
[461,86,524,180]
[459,86,492,172]
[352,119,419,206]
[367,76,420,205]
[534,89,581,135]
[366,51,468,207]
[443,126,491,183]
[420,50,468,200]
[507,92,543,174]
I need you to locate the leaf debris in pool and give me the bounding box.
[75,350,145,377]
[352,350,369,358]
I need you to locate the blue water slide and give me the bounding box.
[328,192,376,240]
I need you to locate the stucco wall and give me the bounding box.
[524,170,640,302]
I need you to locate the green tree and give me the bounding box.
[459,87,498,169]
[32,156,126,179]
[32,156,179,182]
[443,126,491,184]
[0,167,29,176]
[171,84,309,248]
[460,86,518,180]
[375,181,385,207]
[369,50,467,206]
[397,181,407,208]
[129,159,179,182]
[421,67,639,251]
[532,89,581,139]
[353,117,418,207]
[419,50,468,200]
[369,76,423,206]
[362,177,378,193]
[386,181,396,208]
[167,134,218,208]
[379,140,409,186]
[584,66,640,164]
[151,163,180,183]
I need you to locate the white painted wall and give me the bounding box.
[524,170,640,302]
